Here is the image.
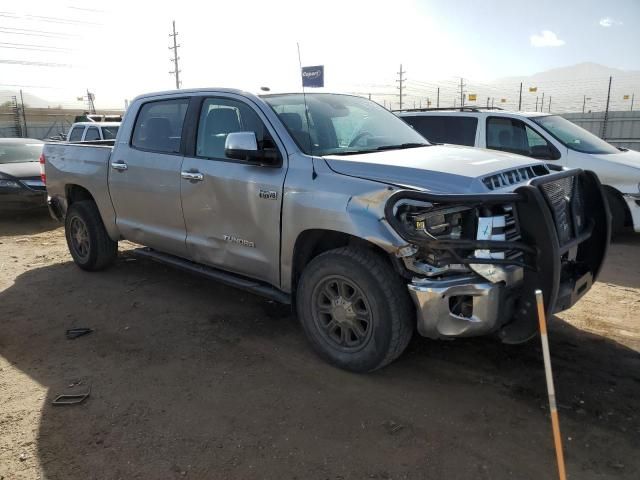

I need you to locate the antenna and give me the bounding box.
[296,42,316,166]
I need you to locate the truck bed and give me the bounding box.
[43,141,117,239]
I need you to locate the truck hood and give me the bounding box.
[323,145,545,193]
[0,161,40,179]
[589,148,640,169]
[567,148,640,193]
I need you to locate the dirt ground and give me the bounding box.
[1,211,638,480]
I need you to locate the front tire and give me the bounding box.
[606,190,627,236]
[296,247,414,372]
[65,200,117,271]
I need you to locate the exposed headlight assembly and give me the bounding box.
[385,190,535,275]
[403,204,475,240]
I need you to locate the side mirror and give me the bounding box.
[225,131,280,166]
[530,145,555,160]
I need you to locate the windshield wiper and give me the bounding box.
[374,142,429,151]
[328,143,429,156]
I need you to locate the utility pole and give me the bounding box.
[169,20,181,89]
[86,89,96,114]
[541,92,545,113]
[535,96,539,111]
[631,93,635,111]
[19,89,28,137]
[486,97,490,108]
[582,95,586,113]
[548,96,551,113]
[491,97,495,109]
[458,77,466,109]
[396,64,406,111]
[518,82,523,111]
[601,76,612,139]
[436,87,440,108]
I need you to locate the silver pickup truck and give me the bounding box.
[43,89,610,372]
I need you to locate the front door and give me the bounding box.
[108,97,190,257]
[484,116,565,165]
[180,95,287,286]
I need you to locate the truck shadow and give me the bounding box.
[0,256,638,479]
[598,232,640,289]
[0,210,59,236]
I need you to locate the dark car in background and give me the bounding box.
[0,138,46,213]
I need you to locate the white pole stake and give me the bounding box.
[535,289,568,480]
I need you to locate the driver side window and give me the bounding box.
[486,117,559,159]
[196,98,268,160]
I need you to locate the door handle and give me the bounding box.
[111,161,128,171]
[181,171,204,181]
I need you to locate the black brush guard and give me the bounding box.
[385,169,611,343]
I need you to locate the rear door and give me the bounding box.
[108,97,190,257]
[483,116,565,164]
[180,94,287,286]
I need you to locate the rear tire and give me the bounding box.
[296,247,414,372]
[65,200,117,271]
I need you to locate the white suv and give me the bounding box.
[66,122,120,143]
[398,108,640,233]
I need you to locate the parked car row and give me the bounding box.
[1,119,122,213]
[398,108,640,233]
[42,89,610,371]
[0,138,47,213]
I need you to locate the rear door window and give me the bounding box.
[131,99,189,154]
[402,116,478,146]
[68,127,84,142]
[84,127,101,141]
[102,126,119,140]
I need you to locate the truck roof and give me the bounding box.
[397,109,552,118]
[71,122,121,127]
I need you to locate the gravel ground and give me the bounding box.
[1,211,639,480]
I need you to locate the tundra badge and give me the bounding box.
[259,189,278,200]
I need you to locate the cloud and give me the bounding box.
[599,17,622,27]
[530,30,565,47]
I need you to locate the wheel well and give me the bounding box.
[65,184,95,206]
[291,229,401,293]
[602,185,632,227]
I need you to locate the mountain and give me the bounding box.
[488,63,640,113]
[0,90,54,109]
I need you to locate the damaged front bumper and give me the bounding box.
[407,276,504,338]
[386,169,611,343]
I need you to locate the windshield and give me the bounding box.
[263,93,429,156]
[102,126,119,140]
[0,142,43,164]
[532,115,619,155]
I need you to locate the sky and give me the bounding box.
[1,0,639,109]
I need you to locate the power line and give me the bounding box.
[169,20,181,89]
[0,59,72,67]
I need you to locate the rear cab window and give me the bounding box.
[131,99,189,154]
[402,115,478,146]
[102,126,119,140]
[68,126,84,142]
[84,127,101,141]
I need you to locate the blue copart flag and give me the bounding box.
[302,66,324,88]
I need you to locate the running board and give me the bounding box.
[131,247,291,304]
